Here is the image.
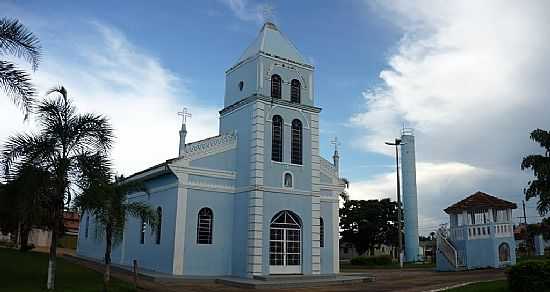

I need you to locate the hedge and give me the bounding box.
[350,255,393,266]
[507,259,550,292]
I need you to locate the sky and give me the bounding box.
[1,0,549,234]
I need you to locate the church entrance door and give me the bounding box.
[269,211,302,274]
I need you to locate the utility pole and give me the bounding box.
[522,200,527,224]
[386,138,403,268]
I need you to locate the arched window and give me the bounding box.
[499,243,510,262]
[291,119,303,165]
[85,215,89,239]
[140,219,146,244]
[197,208,213,244]
[272,115,283,162]
[291,79,301,103]
[156,207,162,244]
[270,210,302,272]
[271,74,282,99]
[320,217,324,248]
[284,172,293,188]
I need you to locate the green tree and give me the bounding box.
[521,129,550,216]
[1,86,114,290]
[339,198,400,255]
[0,164,52,250]
[74,154,158,292]
[0,17,41,119]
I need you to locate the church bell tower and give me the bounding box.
[219,22,323,276]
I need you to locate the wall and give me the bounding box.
[225,58,259,107]
[263,105,313,191]
[320,201,337,274]
[231,192,249,277]
[257,56,314,107]
[76,174,179,274]
[183,189,234,276]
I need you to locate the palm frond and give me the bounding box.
[1,133,53,176]
[0,60,35,119]
[0,17,41,70]
[125,201,159,233]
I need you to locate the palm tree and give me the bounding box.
[75,154,158,292]
[1,86,114,290]
[0,17,41,119]
[521,129,550,216]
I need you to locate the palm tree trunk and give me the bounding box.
[46,227,57,290]
[103,224,112,292]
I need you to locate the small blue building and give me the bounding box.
[76,22,346,278]
[437,191,517,271]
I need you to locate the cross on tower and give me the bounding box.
[177,107,192,125]
[331,137,341,152]
[262,4,275,23]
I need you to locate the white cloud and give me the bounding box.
[220,0,270,23]
[351,0,550,227]
[348,162,492,233]
[0,22,219,176]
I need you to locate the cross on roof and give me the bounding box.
[331,137,341,152]
[177,107,192,125]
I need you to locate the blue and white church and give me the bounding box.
[77,22,346,278]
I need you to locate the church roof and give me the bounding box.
[238,22,310,66]
[444,191,517,214]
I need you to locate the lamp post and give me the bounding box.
[386,138,404,268]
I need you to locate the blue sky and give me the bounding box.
[2,1,549,233]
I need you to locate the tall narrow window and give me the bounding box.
[271,74,282,99]
[85,215,89,239]
[272,115,283,162]
[320,217,324,248]
[291,79,301,103]
[156,207,162,244]
[291,119,303,165]
[197,208,213,244]
[140,219,146,244]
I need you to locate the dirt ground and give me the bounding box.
[65,256,506,292]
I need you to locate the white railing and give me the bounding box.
[437,229,458,268]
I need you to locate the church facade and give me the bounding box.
[77,22,345,277]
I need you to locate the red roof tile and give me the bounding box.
[444,191,517,214]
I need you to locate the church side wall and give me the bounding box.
[320,200,338,274]
[120,175,178,274]
[262,191,313,275]
[183,189,234,276]
[76,174,178,274]
[190,149,237,172]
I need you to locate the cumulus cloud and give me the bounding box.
[0,22,219,176]
[349,1,550,228]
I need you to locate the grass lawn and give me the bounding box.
[446,280,508,292]
[0,247,135,291]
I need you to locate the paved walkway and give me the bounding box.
[65,256,506,292]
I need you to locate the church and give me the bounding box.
[77,22,345,278]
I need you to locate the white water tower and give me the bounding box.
[401,128,419,262]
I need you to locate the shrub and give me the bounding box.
[507,260,550,292]
[350,255,393,266]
